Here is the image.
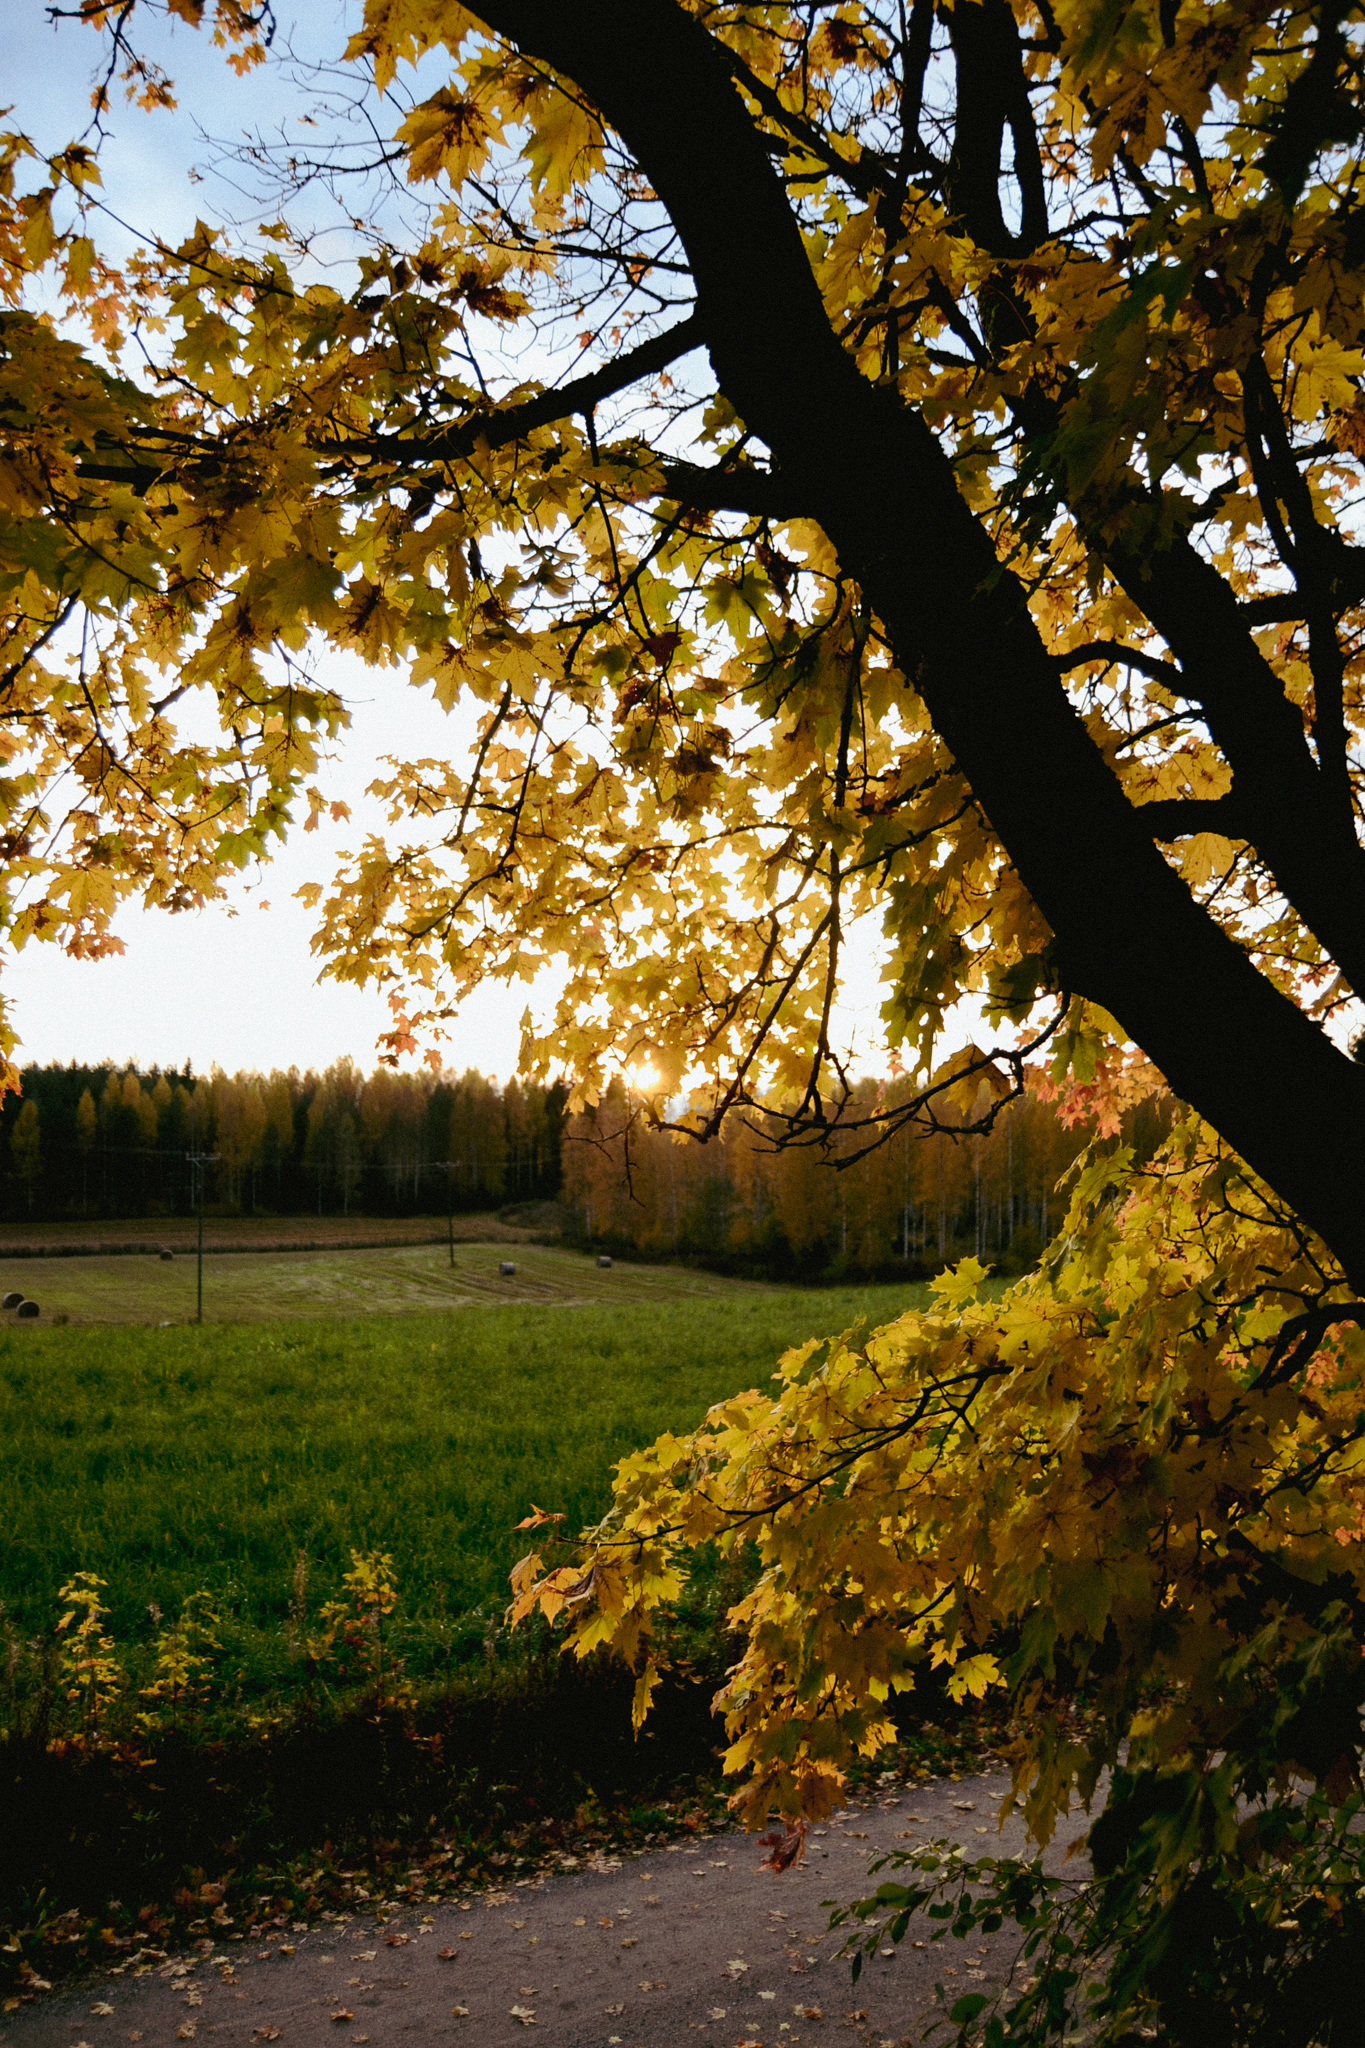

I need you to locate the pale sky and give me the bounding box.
[2,1,900,1082]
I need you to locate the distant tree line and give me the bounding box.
[0,1060,568,1223]
[0,1054,1168,1270]
[563,1075,1175,1282]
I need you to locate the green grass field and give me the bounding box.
[0,1263,934,1713]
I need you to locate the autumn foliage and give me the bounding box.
[562,1068,1169,1278]
[9,0,1365,2030]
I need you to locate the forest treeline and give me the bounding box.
[0,1058,1170,1280]
[0,1060,568,1223]
[563,1076,1176,1281]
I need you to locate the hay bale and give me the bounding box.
[597,1255,613,1269]
[159,1249,174,1262]
[15,1300,39,1319]
[498,1260,517,1277]
[1,1291,21,1310]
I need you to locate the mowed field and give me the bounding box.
[0,1259,938,1707]
[0,1239,771,1326]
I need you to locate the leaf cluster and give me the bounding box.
[836,1783,1365,2046]
[511,1108,1365,1839]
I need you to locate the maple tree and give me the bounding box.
[10,1,1365,2024]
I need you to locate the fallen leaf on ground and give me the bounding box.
[707,2009,727,2021]
[458,1931,474,1941]
[509,2006,536,2026]
[573,1918,586,1927]
[278,1945,295,1957]
[251,2028,281,2041]
[351,1952,375,1961]
[845,2013,867,2024]
[604,2003,624,2016]
[450,2007,469,2018]
[437,1948,457,1961]
[758,1818,809,1872]
[795,2007,824,2020]
[724,1959,750,1978]
[620,1937,637,1948]
[385,1934,409,1948]
[598,1917,613,1928]
[511,1920,526,1930]
[175,2028,195,2041]
[638,1979,667,1991]
[329,2011,353,2024]
[517,1986,537,1996]
[759,1990,777,1999]
[89,2004,115,2018]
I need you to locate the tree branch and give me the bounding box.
[333,311,706,466]
[467,0,1365,1287]
[1053,640,1184,687]
[1139,794,1247,842]
[74,312,708,496]
[656,460,795,519]
[945,0,1049,255]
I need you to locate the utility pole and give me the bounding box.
[435,1161,462,1267]
[186,1151,221,1323]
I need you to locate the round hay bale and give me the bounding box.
[597,1254,613,1269]
[159,1249,174,1262]
[498,1260,517,1277]
[1,1291,22,1310]
[15,1299,39,1319]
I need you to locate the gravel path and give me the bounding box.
[2,1769,1092,2048]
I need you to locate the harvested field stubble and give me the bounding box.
[0,1241,771,1325]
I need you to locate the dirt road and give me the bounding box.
[2,1767,1092,2048]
